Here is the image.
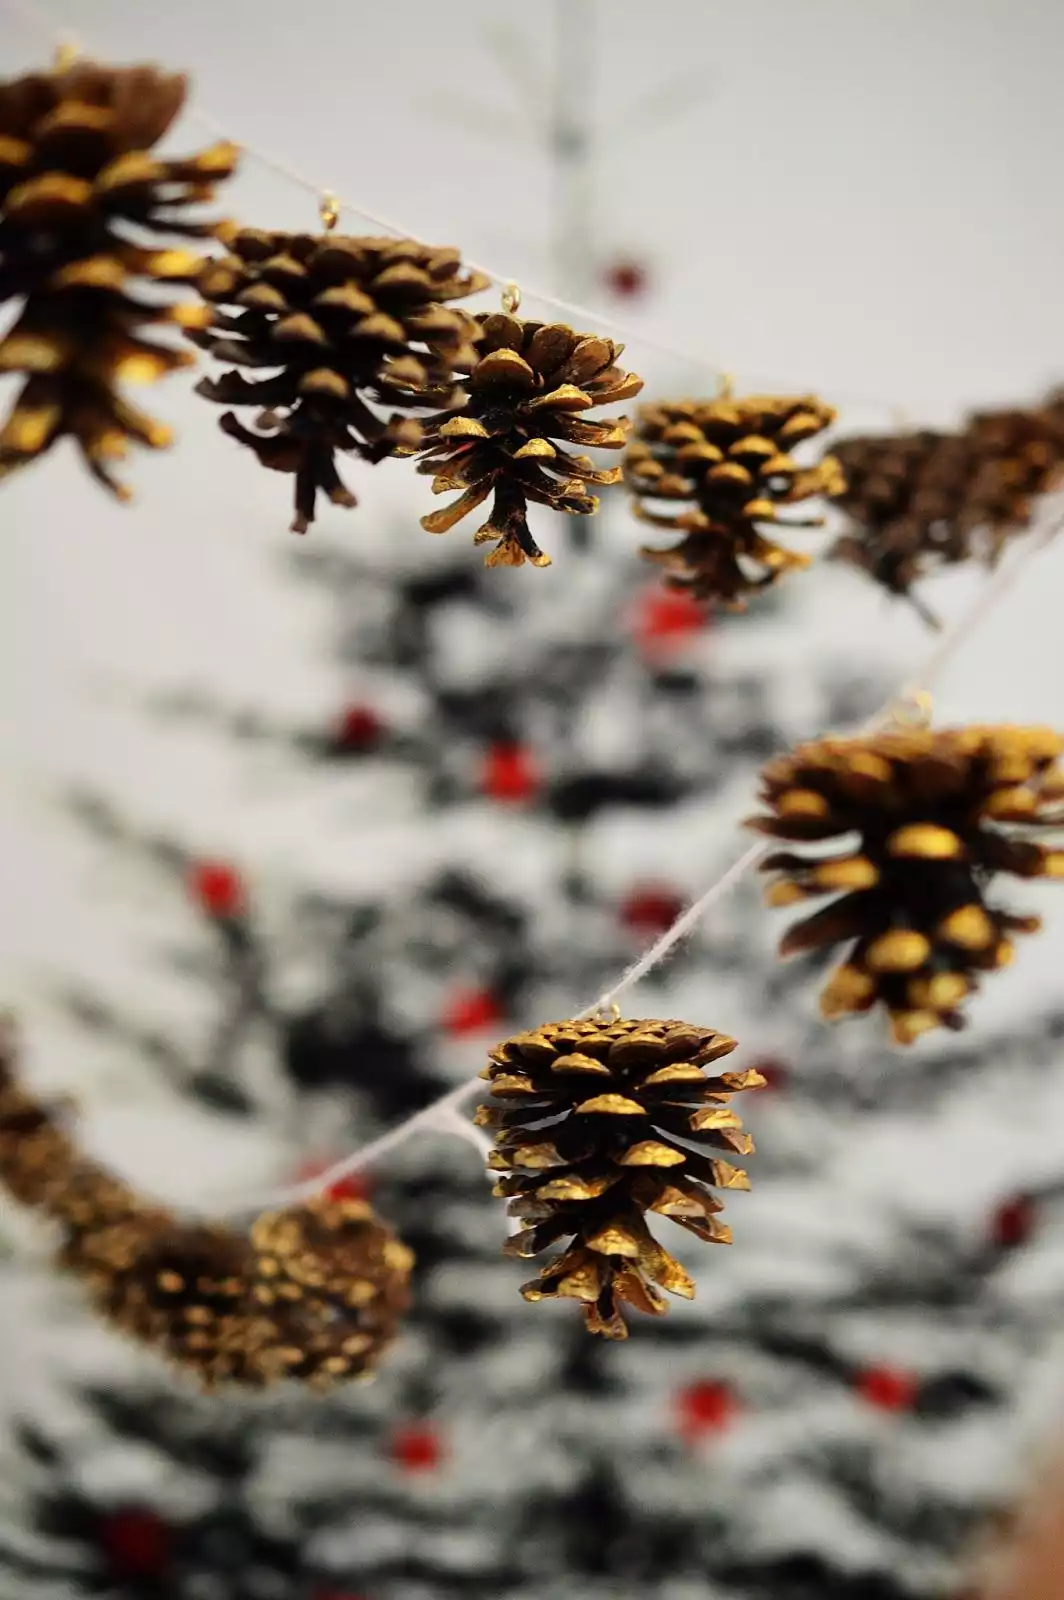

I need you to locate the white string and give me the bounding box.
[231,506,1063,1216]
[4,0,903,420]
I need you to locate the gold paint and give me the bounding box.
[891,1009,940,1045]
[536,1173,616,1200]
[776,788,831,820]
[765,879,809,908]
[640,1063,706,1086]
[585,1223,641,1257]
[710,1160,750,1191]
[513,438,557,459]
[550,1052,611,1075]
[573,1093,645,1115]
[820,964,876,1017]
[937,904,995,950]
[885,824,964,860]
[688,1105,742,1132]
[982,785,1037,820]
[811,855,879,889]
[617,1141,686,1166]
[908,971,970,1010]
[865,929,931,973]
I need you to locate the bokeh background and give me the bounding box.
[3,2,1064,1597]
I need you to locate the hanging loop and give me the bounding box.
[592,1001,622,1025]
[885,687,934,731]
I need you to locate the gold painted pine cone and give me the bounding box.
[477,1016,763,1337]
[624,392,844,608]
[192,228,488,532]
[410,313,644,567]
[0,58,238,493]
[831,394,1064,613]
[0,1028,412,1388]
[748,725,1064,1043]
[248,1197,414,1387]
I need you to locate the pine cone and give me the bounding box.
[748,726,1064,1044]
[0,1028,411,1388]
[477,1016,763,1337]
[624,393,844,607]
[72,1213,268,1389]
[831,397,1064,610]
[192,228,489,532]
[249,1198,413,1387]
[0,59,237,493]
[411,313,644,567]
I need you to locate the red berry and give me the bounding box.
[390,1423,442,1473]
[620,884,686,938]
[482,742,538,803]
[990,1193,1036,1250]
[294,1158,370,1204]
[675,1380,739,1440]
[442,988,503,1038]
[188,860,244,918]
[99,1507,172,1579]
[603,258,649,299]
[635,587,707,654]
[337,703,383,750]
[856,1366,919,1412]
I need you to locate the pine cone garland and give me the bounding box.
[0,1027,412,1388]
[191,229,489,532]
[624,393,844,607]
[0,58,237,493]
[748,726,1064,1043]
[831,396,1064,609]
[477,1016,762,1337]
[411,313,644,567]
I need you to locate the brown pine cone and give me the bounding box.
[192,229,489,532]
[624,393,844,608]
[831,397,1064,611]
[748,726,1064,1044]
[71,1212,268,1389]
[411,313,644,567]
[0,59,237,493]
[477,1016,763,1337]
[0,1025,412,1388]
[249,1198,414,1387]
